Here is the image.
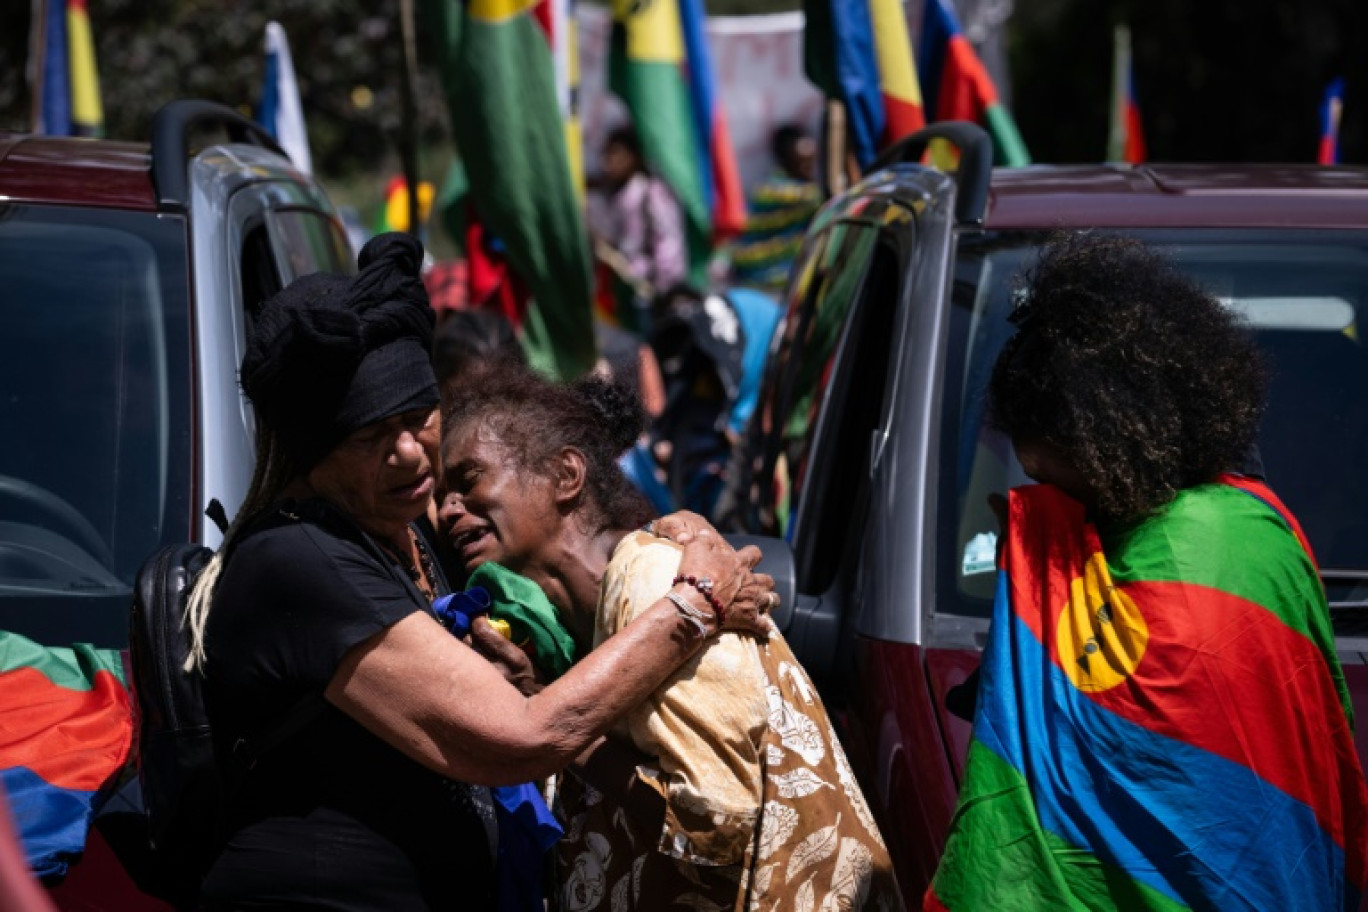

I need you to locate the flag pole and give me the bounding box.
[398,0,422,238]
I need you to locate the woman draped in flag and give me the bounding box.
[928,233,1368,911]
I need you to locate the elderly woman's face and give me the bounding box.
[437,422,560,574]
[307,407,441,535]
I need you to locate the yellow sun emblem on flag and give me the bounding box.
[1056,553,1148,692]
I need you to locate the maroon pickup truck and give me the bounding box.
[728,123,1368,906]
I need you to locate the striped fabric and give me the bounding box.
[929,479,1368,911]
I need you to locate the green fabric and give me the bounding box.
[0,630,125,690]
[608,24,710,281]
[468,562,580,680]
[984,102,1032,167]
[1099,483,1350,722]
[931,741,1191,911]
[423,0,596,380]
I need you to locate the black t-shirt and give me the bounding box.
[201,501,496,911]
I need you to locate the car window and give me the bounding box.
[789,233,905,594]
[0,204,192,646]
[752,223,880,540]
[268,208,355,283]
[939,230,1368,621]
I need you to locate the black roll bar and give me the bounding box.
[150,100,287,211]
[868,121,994,227]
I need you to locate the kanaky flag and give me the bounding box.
[926,479,1368,910]
[1320,77,1345,166]
[36,0,104,137]
[1107,24,1146,164]
[0,632,132,880]
[425,0,596,380]
[803,0,925,170]
[919,0,1029,167]
[258,21,313,174]
[609,0,747,275]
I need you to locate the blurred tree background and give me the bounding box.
[1,0,1366,216]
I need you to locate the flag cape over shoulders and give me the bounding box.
[928,479,1368,911]
[0,632,132,880]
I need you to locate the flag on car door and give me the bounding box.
[0,632,132,880]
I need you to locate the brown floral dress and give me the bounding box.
[554,533,902,912]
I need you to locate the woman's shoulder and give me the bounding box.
[608,529,682,574]
[598,531,683,639]
[225,501,389,584]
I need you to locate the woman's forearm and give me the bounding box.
[329,589,710,786]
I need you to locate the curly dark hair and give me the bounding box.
[988,232,1268,522]
[442,360,655,532]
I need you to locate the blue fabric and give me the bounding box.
[491,783,564,912]
[724,287,782,436]
[620,442,675,515]
[436,586,563,911]
[257,47,280,138]
[678,0,716,215]
[40,0,71,136]
[825,0,885,168]
[432,587,493,638]
[1,766,95,881]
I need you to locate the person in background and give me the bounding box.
[926,233,1368,910]
[729,123,822,295]
[439,361,902,911]
[431,307,525,393]
[590,124,687,336]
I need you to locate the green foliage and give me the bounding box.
[0,0,450,179]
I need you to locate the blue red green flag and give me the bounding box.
[1320,77,1345,166]
[0,632,132,880]
[927,478,1368,910]
[918,0,1028,167]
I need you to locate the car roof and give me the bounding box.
[0,133,156,211]
[985,164,1368,230]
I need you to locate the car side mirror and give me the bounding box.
[723,533,796,632]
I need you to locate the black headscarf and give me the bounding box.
[240,233,440,471]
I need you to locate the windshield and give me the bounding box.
[939,229,1368,624]
[0,204,192,647]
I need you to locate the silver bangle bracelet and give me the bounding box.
[665,590,711,639]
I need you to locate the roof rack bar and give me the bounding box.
[151,100,287,211]
[868,121,994,227]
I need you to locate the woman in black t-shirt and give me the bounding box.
[187,234,777,911]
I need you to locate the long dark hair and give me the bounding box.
[443,361,655,531]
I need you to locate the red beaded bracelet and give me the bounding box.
[672,574,726,624]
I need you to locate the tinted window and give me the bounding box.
[939,230,1368,620]
[0,205,192,646]
[751,223,880,538]
[268,208,355,282]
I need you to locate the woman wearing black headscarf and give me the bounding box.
[186,234,775,911]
